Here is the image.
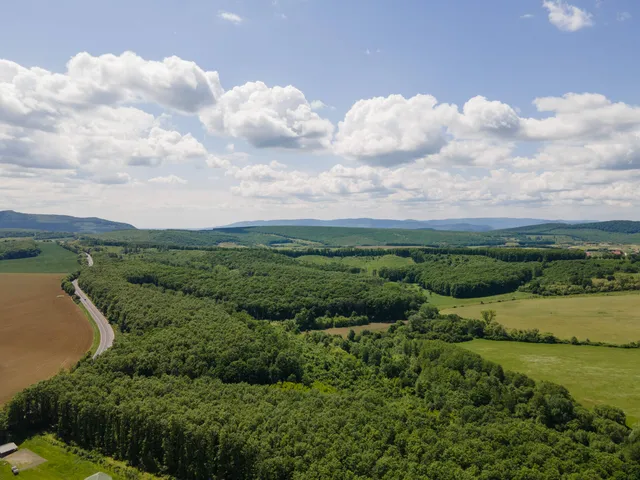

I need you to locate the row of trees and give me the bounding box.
[280,246,586,262]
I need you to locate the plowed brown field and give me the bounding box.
[0,274,92,404]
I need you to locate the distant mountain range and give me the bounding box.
[0,210,136,233]
[221,217,592,232]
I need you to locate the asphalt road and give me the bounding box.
[73,253,114,358]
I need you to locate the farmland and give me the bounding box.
[460,339,640,426]
[445,292,640,344]
[0,242,79,274]
[0,274,92,404]
[0,434,162,479]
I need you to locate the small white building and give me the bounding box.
[85,473,113,480]
[0,442,18,457]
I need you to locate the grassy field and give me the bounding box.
[296,254,415,272]
[459,340,640,426]
[428,291,537,309]
[320,321,403,337]
[0,274,93,404]
[444,292,640,344]
[0,242,79,273]
[0,435,164,479]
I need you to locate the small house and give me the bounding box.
[0,442,18,457]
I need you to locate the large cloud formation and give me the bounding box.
[3,50,640,222]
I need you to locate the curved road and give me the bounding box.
[73,253,114,359]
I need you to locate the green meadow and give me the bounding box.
[0,242,79,274]
[446,292,640,344]
[460,339,640,426]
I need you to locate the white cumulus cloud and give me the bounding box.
[218,11,243,24]
[148,174,188,184]
[542,0,594,32]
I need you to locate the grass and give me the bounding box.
[0,242,79,273]
[0,434,165,479]
[296,254,415,272]
[443,291,640,344]
[459,339,640,426]
[427,291,537,309]
[319,321,403,337]
[78,302,100,356]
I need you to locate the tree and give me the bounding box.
[481,310,496,325]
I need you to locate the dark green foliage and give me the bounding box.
[282,246,586,262]
[525,259,640,295]
[5,250,640,479]
[0,239,40,260]
[565,221,640,234]
[379,254,535,298]
[103,249,424,326]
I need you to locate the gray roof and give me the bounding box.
[0,442,18,455]
[85,474,112,480]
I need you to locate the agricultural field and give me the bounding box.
[0,242,79,273]
[0,435,162,479]
[460,339,640,426]
[0,274,92,404]
[444,292,640,344]
[427,290,537,309]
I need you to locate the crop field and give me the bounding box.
[0,242,79,273]
[460,339,640,426]
[427,290,537,309]
[0,435,162,479]
[444,292,640,344]
[0,274,92,404]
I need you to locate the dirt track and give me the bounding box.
[0,274,93,404]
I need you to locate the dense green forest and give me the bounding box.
[82,249,423,328]
[378,255,536,298]
[0,239,40,260]
[4,249,640,479]
[281,246,586,262]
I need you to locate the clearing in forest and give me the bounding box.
[0,274,92,404]
[444,292,640,344]
[460,339,640,426]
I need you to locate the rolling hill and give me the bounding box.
[0,210,135,233]
[222,217,587,231]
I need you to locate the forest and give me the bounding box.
[4,248,640,479]
[0,239,40,260]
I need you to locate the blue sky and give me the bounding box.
[1,0,639,227]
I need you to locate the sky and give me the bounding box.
[1,0,640,228]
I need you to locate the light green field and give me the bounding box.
[296,254,415,273]
[0,435,164,479]
[444,292,640,344]
[460,339,640,426]
[428,291,537,309]
[0,242,79,273]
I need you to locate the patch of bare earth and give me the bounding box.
[0,274,93,404]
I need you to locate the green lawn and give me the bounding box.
[0,242,79,273]
[296,254,415,273]
[444,292,640,344]
[0,435,164,479]
[460,339,640,426]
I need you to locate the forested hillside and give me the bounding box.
[0,239,40,260]
[0,210,135,233]
[5,249,640,479]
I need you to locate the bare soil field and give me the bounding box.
[0,274,92,404]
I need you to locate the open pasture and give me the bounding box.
[0,274,92,404]
[460,339,640,426]
[0,242,79,273]
[444,292,640,344]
